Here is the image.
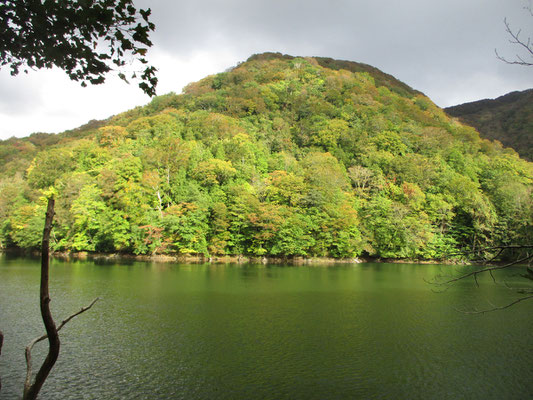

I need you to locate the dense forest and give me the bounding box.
[445,89,533,161]
[0,53,531,260]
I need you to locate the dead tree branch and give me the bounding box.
[21,198,100,400]
[23,198,58,400]
[24,298,99,395]
[432,244,533,313]
[457,294,533,314]
[437,254,533,286]
[444,245,533,258]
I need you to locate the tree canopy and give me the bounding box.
[0,0,157,95]
[0,53,531,261]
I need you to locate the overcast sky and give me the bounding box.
[1,0,532,140]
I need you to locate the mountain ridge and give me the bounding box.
[445,89,533,161]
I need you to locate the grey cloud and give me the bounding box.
[2,0,532,139]
[0,73,43,115]
[139,0,533,106]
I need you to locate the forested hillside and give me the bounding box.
[445,89,533,161]
[1,53,531,260]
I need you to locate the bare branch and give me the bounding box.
[457,294,533,314]
[485,247,505,264]
[57,298,100,332]
[445,245,533,258]
[489,269,496,284]
[431,244,533,313]
[438,254,533,286]
[24,297,100,395]
[523,267,533,281]
[495,17,533,66]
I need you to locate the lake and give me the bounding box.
[0,255,532,399]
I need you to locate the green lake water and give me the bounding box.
[0,255,532,399]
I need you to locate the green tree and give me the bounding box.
[193,159,237,186]
[9,203,45,249]
[26,148,76,189]
[162,203,209,255]
[271,210,315,256]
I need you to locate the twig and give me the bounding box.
[439,255,533,285]
[485,247,505,264]
[495,17,533,66]
[444,245,533,258]
[457,294,533,314]
[432,244,533,313]
[489,269,496,284]
[24,298,100,394]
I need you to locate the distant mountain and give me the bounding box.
[0,53,531,259]
[445,89,533,161]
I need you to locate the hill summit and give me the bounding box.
[0,53,531,260]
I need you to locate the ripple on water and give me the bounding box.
[1,261,532,399]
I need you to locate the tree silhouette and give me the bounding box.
[0,0,157,95]
[495,3,533,67]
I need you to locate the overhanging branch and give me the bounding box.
[439,254,533,286]
[495,17,533,66]
[456,294,533,314]
[431,244,533,313]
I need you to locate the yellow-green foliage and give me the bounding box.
[1,53,531,259]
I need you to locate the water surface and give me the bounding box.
[0,256,532,399]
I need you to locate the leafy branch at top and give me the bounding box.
[0,0,157,96]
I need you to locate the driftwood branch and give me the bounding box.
[24,298,100,395]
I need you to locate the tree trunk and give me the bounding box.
[0,330,3,393]
[23,198,59,400]
[156,189,163,218]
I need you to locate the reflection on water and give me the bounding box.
[0,256,532,399]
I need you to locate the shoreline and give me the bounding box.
[1,248,459,265]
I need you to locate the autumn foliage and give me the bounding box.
[0,53,531,260]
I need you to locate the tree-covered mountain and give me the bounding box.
[1,53,531,260]
[445,89,533,161]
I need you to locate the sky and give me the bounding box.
[1,0,532,140]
